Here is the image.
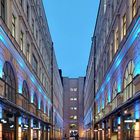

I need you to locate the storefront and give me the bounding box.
[94,98,140,140]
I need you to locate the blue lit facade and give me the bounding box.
[84,0,140,140]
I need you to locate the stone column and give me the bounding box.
[29,118,33,140]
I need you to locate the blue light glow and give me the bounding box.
[31,118,33,128]
[96,17,140,101]
[134,101,140,119]
[0,27,52,105]
[18,78,23,94]
[18,117,22,125]
[0,106,2,119]
[118,117,121,125]
[117,70,122,93]
[31,91,34,103]
[38,97,41,110]
[0,59,4,78]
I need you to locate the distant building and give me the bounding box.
[63,77,85,139]
[84,0,140,139]
[0,0,63,139]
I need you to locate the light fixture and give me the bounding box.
[10,125,14,128]
[124,120,136,123]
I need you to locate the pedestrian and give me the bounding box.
[75,133,79,140]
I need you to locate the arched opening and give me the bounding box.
[22,80,30,110]
[123,60,135,101]
[2,61,16,103]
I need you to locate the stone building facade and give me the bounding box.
[84,0,140,139]
[0,0,63,139]
[63,77,85,139]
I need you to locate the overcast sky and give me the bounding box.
[43,0,100,78]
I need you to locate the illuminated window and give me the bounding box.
[70,98,73,101]
[124,61,135,101]
[12,14,16,37]
[73,88,77,92]
[73,98,77,101]
[73,116,77,120]
[70,124,77,129]
[122,14,126,37]
[132,0,136,18]
[70,107,77,110]
[70,88,73,92]
[114,27,119,54]
[74,107,77,110]
[20,31,24,51]
[1,0,6,21]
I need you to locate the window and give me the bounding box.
[70,88,74,92]
[70,88,77,92]
[70,124,77,129]
[73,98,77,101]
[1,0,6,21]
[27,2,29,21]
[22,81,29,110]
[104,0,107,14]
[70,107,77,110]
[112,82,117,100]
[32,54,38,73]
[32,18,34,34]
[26,44,30,61]
[114,27,119,53]
[74,88,77,92]
[2,62,16,103]
[40,100,44,112]
[74,107,77,110]
[33,93,38,107]
[122,14,126,37]
[20,0,23,7]
[12,14,16,37]
[123,61,135,101]
[132,0,136,18]
[20,31,24,51]
[70,98,74,101]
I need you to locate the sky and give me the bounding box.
[43,0,100,78]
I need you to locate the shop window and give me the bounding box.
[2,62,16,103]
[22,81,29,110]
[1,0,6,21]
[123,61,135,101]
